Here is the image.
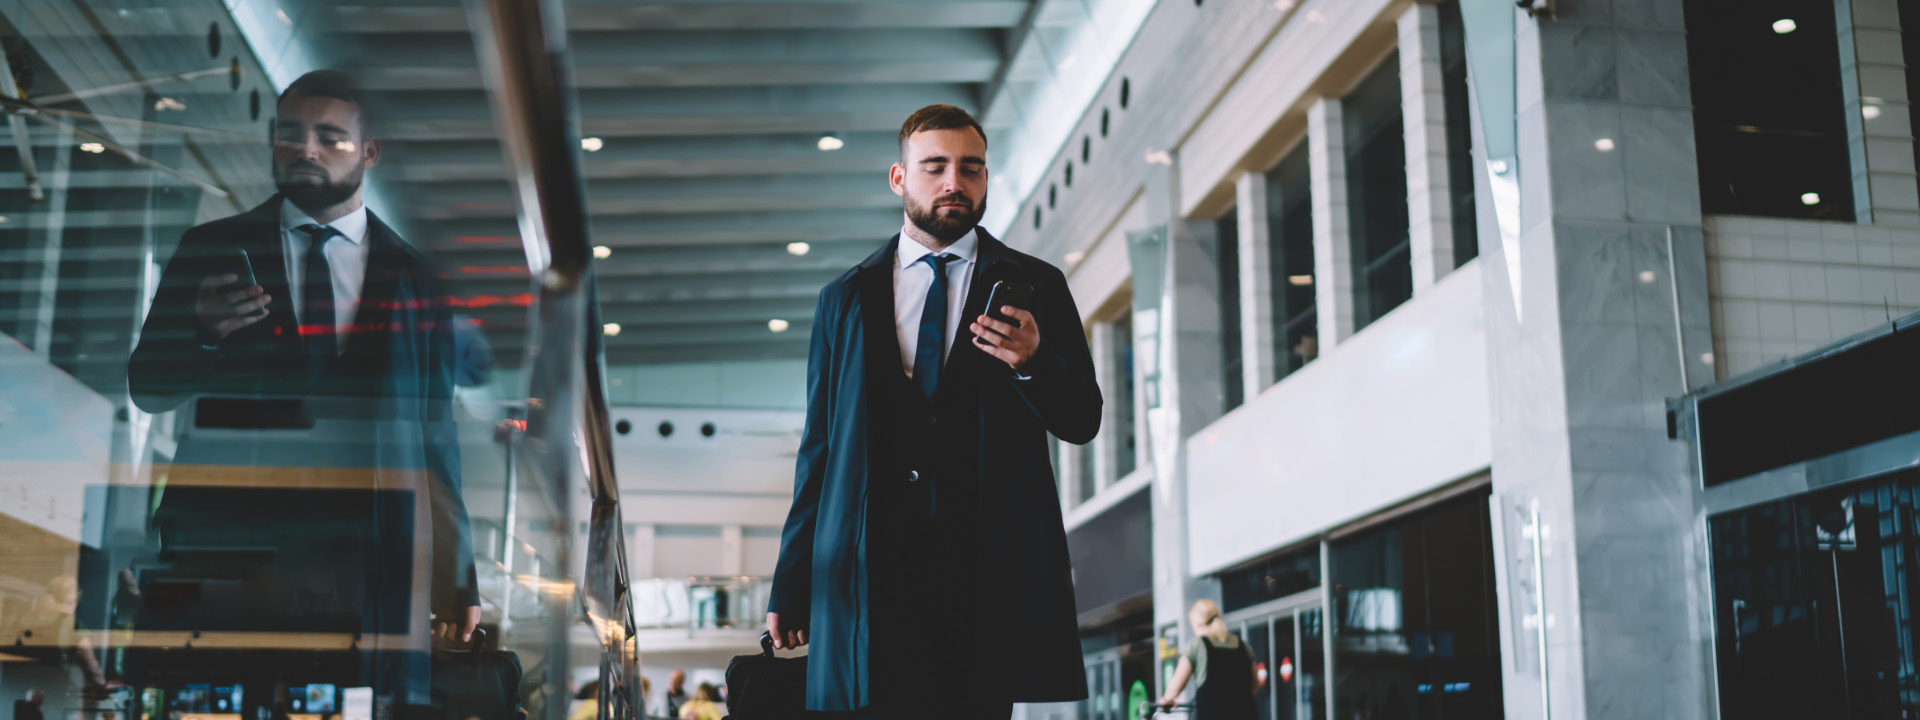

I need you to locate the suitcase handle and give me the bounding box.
[759,631,775,658]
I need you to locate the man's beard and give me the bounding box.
[905,190,986,244]
[275,162,363,213]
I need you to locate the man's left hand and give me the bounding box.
[432,605,481,642]
[971,306,1040,372]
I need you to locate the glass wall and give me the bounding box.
[0,4,623,720]
[1215,211,1244,412]
[1344,56,1412,330]
[1221,546,1322,614]
[1684,0,1854,220]
[1110,311,1137,480]
[1330,491,1503,719]
[1710,470,1920,718]
[1263,145,1316,380]
[1438,0,1478,267]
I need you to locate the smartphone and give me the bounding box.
[983,280,1034,326]
[219,248,258,293]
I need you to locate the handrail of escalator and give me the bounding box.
[467,1,640,719]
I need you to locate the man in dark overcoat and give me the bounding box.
[765,104,1103,718]
[126,71,478,665]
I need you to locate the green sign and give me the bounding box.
[1128,680,1150,720]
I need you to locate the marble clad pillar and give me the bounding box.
[1481,0,1717,717]
[1142,155,1227,652]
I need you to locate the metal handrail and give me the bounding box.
[468,1,640,719]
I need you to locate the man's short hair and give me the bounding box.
[897,104,987,162]
[277,70,369,135]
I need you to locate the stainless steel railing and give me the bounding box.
[631,577,777,633]
[469,1,641,719]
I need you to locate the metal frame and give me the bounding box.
[469,1,640,718]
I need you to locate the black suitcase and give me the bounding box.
[428,627,525,720]
[724,632,809,719]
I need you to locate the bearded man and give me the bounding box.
[128,70,479,651]
[765,104,1102,718]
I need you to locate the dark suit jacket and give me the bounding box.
[127,195,477,615]
[767,230,1101,710]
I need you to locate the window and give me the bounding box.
[1111,312,1137,479]
[1345,56,1412,329]
[1439,0,1478,266]
[1265,144,1317,379]
[1332,490,1503,719]
[1076,438,1096,505]
[1216,211,1244,412]
[1684,0,1853,220]
[1221,544,1322,613]
[1709,471,1920,717]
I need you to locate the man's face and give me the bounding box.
[272,94,377,211]
[890,127,988,244]
[669,670,685,690]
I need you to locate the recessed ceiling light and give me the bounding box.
[768,318,791,332]
[581,137,603,152]
[1638,270,1656,284]
[817,134,844,151]
[1773,18,1797,34]
[1288,274,1313,286]
[603,323,621,336]
[79,143,105,154]
[0,216,11,224]
[593,245,612,259]
[1801,192,1821,206]
[275,8,292,24]
[1864,105,1883,120]
[1594,138,1615,152]
[154,97,185,111]
[1064,251,1085,264]
[786,242,811,256]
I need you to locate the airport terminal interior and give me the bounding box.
[5,0,1920,718]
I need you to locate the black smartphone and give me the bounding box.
[984,280,1034,326]
[218,248,258,293]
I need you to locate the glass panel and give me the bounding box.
[1112,311,1137,479]
[1221,546,1322,614]
[1264,144,1315,381]
[0,4,613,720]
[1683,0,1854,220]
[1300,607,1326,720]
[1246,620,1274,720]
[1438,0,1478,267]
[1273,617,1298,720]
[1331,491,1503,718]
[1215,211,1243,412]
[1344,55,1411,330]
[1710,470,1920,717]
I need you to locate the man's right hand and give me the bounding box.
[766,612,807,650]
[197,274,270,344]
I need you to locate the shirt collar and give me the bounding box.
[281,197,370,245]
[896,226,978,269]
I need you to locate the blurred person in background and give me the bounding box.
[1156,599,1258,719]
[661,671,686,718]
[673,685,721,720]
[13,690,43,720]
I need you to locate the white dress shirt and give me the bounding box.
[894,227,978,377]
[280,200,371,350]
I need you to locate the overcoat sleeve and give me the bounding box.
[128,226,227,413]
[768,284,837,619]
[1008,264,1102,445]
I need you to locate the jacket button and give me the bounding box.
[926,414,937,425]
[907,470,920,482]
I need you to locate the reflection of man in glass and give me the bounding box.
[127,70,478,641]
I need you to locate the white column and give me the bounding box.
[1838,0,1919,226]
[1400,2,1457,290]
[1236,172,1277,398]
[1307,97,1357,347]
[630,523,657,579]
[720,524,744,576]
[1090,320,1117,490]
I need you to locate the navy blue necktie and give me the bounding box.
[912,253,958,400]
[298,224,340,378]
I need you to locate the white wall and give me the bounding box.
[1185,261,1491,574]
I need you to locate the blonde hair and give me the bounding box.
[1189,599,1230,642]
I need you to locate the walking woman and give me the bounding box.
[1155,599,1258,719]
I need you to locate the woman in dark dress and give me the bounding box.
[1156,599,1258,719]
